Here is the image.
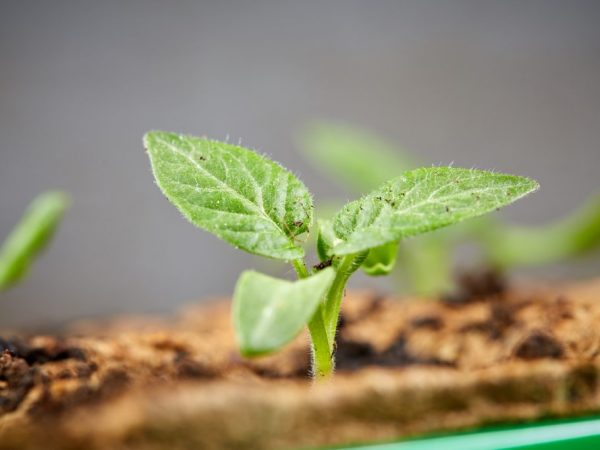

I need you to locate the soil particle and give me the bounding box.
[334,339,376,371]
[566,365,597,402]
[338,293,385,331]
[0,336,94,416]
[0,352,37,413]
[313,259,333,271]
[376,335,455,368]
[335,335,454,371]
[460,300,527,340]
[173,352,218,379]
[513,331,564,360]
[29,368,130,418]
[442,268,506,305]
[410,315,444,330]
[551,296,574,321]
[1,337,87,365]
[249,365,309,379]
[0,338,19,356]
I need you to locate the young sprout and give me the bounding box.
[0,191,69,291]
[145,131,538,379]
[481,193,600,268]
[302,121,600,296]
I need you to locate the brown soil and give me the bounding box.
[1,277,600,449]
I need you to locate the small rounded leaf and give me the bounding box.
[362,241,399,276]
[233,268,335,357]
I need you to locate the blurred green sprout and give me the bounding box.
[0,191,69,291]
[300,121,600,296]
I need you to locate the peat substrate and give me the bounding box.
[2,273,600,449]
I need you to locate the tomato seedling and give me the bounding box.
[145,131,538,379]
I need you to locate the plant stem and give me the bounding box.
[292,258,333,380]
[322,254,356,348]
[306,309,333,379]
[291,258,310,278]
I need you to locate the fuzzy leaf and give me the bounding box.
[301,122,414,194]
[332,167,538,255]
[362,241,398,276]
[145,131,312,260]
[233,268,335,356]
[0,191,69,291]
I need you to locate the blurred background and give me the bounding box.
[1,1,599,327]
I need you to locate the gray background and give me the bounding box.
[1,1,599,328]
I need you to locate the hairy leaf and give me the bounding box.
[0,191,69,291]
[362,241,398,276]
[331,167,538,255]
[301,122,414,194]
[233,268,335,356]
[145,131,312,260]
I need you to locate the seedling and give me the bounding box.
[145,131,538,379]
[0,191,69,291]
[302,121,600,296]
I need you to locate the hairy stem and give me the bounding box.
[292,258,333,380]
[306,309,333,379]
[322,254,356,348]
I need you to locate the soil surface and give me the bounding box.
[1,277,600,449]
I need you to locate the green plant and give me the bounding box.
[0,191,69,291]
[145,130,537,379]
[301,121,600,296]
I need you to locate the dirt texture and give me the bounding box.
[1,277,600,449]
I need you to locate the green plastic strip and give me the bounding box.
[326,416,600,450]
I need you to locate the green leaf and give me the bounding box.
[145,131,312,260]
[331,167,539,255]
[0,191,69,291]
[233,268,335,357]
[316,219,338,262]
[301,121,414,194]
[484,192,600,268]
[362,241,398,276]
